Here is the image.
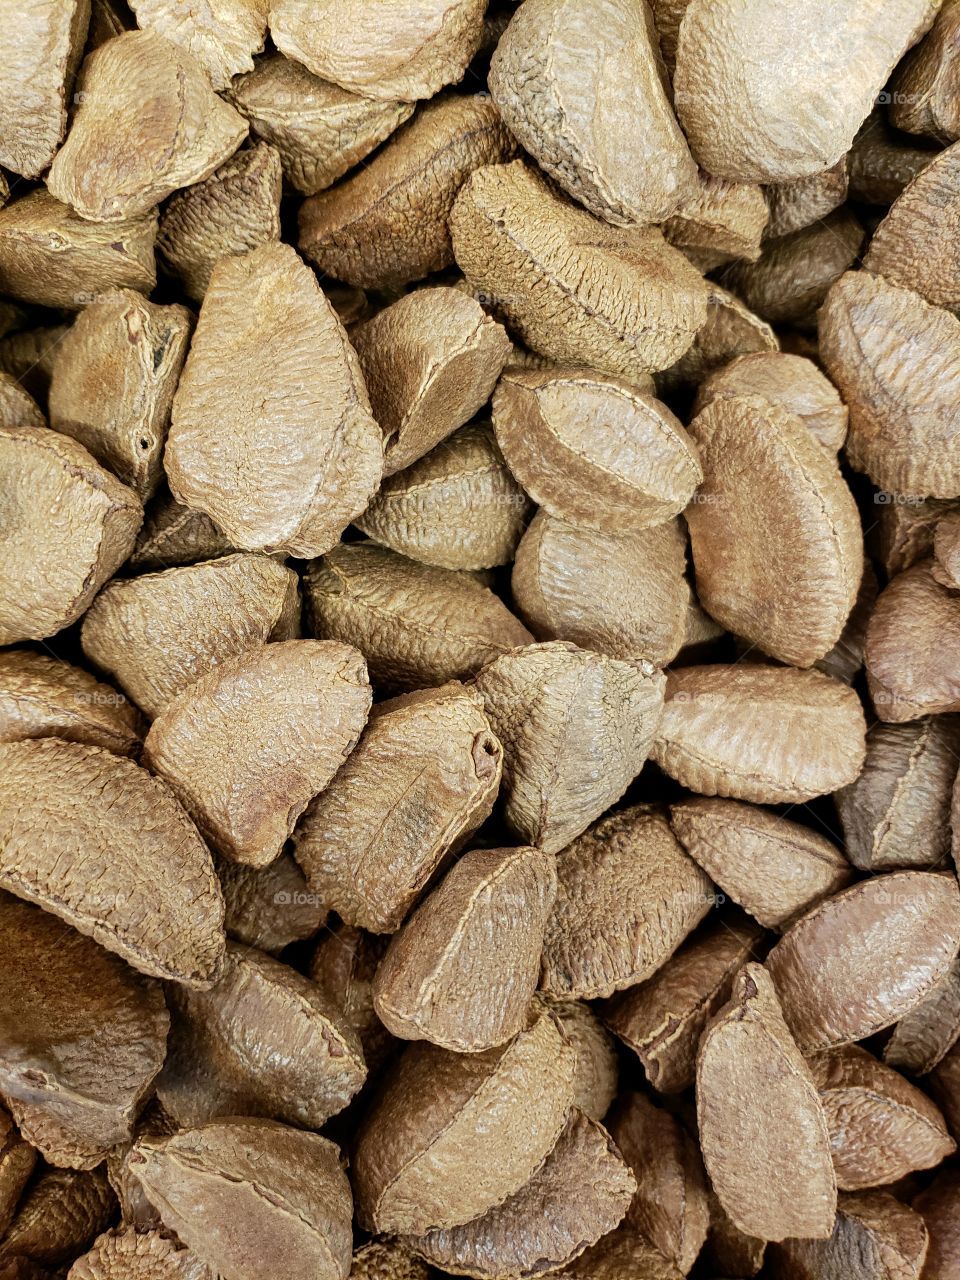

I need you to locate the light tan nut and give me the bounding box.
[128,0,268,89]
[912,1167,960,1278]
[934,512,960,587]
[0,1168,116,1269]
[663,172,769,269]
[658,282,778,391]
[68,1227,213,1280]
[848,111,938,205]
[549,1000,618,1122]
[218,853,326,955]
[885,957,960,1075]
[309,924,393,1074]
[348,1243,431,1280]
[0,649,142,755]
[764,158,849,239]
[767,1190,929,1280]
[128,488,236,572]
[0,1107,36,1239]
[0,373,43,431]
[816,558,879,685]
[891,0,960,142]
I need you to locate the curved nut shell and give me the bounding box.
[848,111,937,205]
[549,1000,618,1122]
[764,158,849,239]
[934,511,960,587]
[128,0,267,89]
[309,924,393,1075]
[885,957,960,1075]
[348,1243,431,1280]
[912,1167,960,1279]
[129,489,236,572]
[815,557,878,685]
[767,1190,929,1280]
[0,649,142,755]
[871,495,960,579]
[68,1227,213,1280]
[703,1192,767,1279]
[0,1107,36,1239]
[659,282,778,390]
[663,172,769,268]
[0,373,43,431]
[557,1226,685,1280]
[1,1167,116,1268]
[105,1100,174,1233]
[891,0,960,143]
[218,853,326,955]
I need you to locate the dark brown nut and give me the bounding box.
[127,0,267,89]
[600,909,766,1094]
[157,143,282,303]
[166,243,382,557]
[0,192,156,310]
[304,542,533,692]
[373,845,556,1051]
[89,0,133,46]
[80,553,300,720]
[48,31,247,223]
[816,558,878,685]
[130,1119,353,1280]
[156,941,365,1128]
[872,495,960,578]
[764,158,849,239]
[144,640,371,867]
[106,1100,175,1233]
[0,0,87,178]
[607,1092,709,1274]
[0,1168,116,1269]
[671,798,853,931]
[0,738,224,987]
[352,1007,575,1233]
[766,871,960,1053]
[0,425,143,646]
[657,282,778,392]
[474,642,666,855]
[693,352,848,453]
[557,1227,685,1280]
[512,511,688,666]
[299,96,516,291]
[492,366,702,533]
[0,897,167,1170]
[891,0,960,142]
[450,160,709,379]
[549,1000,617,1122]
[348,1242,431,1280]
[489,0,697,226]
[351,288,511,477]
[0,1109,35,1239]
[808,1044,955,1190]
[309,924,393,1074]
[848,112,938,205]
[912,1167,960,1278]
[703,1192,766,1279]
[0,650,142,756]
[696,963,837,1242]
[540,804,713,1000]
[405,1110,636,1279]
[821,272,960,498]
[228,53,414,197]
[128,488,236,572]
[865,561,960,722]
[674,0,940,182]
[663,173,769,270]
[652,665,867,804]
[68,1227,213,1280]
[48,289,191,500]
[884,957,960,1075]
[768,1190,929,1280]
[218,853,327,955]
[930,1039,960,1137]
[0,373,43,431]
[935,512,960,587]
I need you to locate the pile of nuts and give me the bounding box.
[2,0,960,1277]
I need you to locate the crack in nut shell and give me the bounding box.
[68,1226,213,1280]
[766,1190,930,1280]
[128,0,268,90]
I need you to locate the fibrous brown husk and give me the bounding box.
[127,0,267,89]
[0,649,142,755]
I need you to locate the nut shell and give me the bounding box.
[767,1190,929,1280]
[128,0,267,89]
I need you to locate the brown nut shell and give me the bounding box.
[848,112,937,205]
[870,494,960,579]
[0,1167,116,1269]
[891,0,960,143]
[912,1167,960,1279]
[885,956,960,1076]
[764,158,849,239]
[0,373,43,431]
[703,1191,767,1279]
[0,1107,36,1239]
[127,0,267,89]
[347,1243,430,1280]
[0,649,142,755]
[934,511,960,587]
[663,172,769,269]
[128,489,236,573]
[309,925,393,1075]
[549,1000,618,1122]
[556,1226,685,1280]
[218,853,326,955]
[658,282,778,391]
[767,1190,929,1280]
[68,1227,212,1280]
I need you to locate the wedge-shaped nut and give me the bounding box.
[653,665,867,803]
[219,853,326,955]
[663,172,768,270]
[674,0,940,182]
[129,488,236,572]
[166,243,381,556]
[765,159,849,239]
[697,963,836,1241]
[305,542,532,692]
[351,289,511,477]
[550,1001,617,1122]
[144,641,370,866]
[157,942,365,1128]
[451,161,709,379]
[0,740,224,988]
[885,957,960,1075]
[352,1007,576,1234]
[558,1227,685,1280]
[475,642,666,855]
[270,0,485,100]
[768,1191,929,1280]
[128,0,267,89]
[129,1120,352,1280]
[601,909,766,1094]
[157,143,282,303]
[891,0,960,142]
[105,1101,173,1233]
[69,1227,213,1280]
[489,0,696,226]
[310,924,392,1074]
[228,54,414,196]
[48,31,247,222]
[703,1192,766,1279]
[849,112,938,204]
[816,558,879,685]
[912,1167,960,1278]
[0,898,167,1169]
[0,1107,35,1239]
[512,512,688,666]
[0,374,43,431]
[0,1168,115,1269]
[348,1243,430,1280]
[81,553,300,720]
[766,871,960,1053]
[0,650,141,755]
[809,1044,955,1190]
[670,798,853,931]
[541,805,713,1000]
[493,366,702,533]
[659,282,778,390]
[406,1110,636,1278]
[872,495,960,578]
[0,425,142,646]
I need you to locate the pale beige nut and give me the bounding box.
[489,0,697,226]
[600,908,766,1094]
[309,924,393,1074]
[68,1227,213,1280]
[767,1191,929,1280]
[0,897,168,1170]
[474,641,666,855]
[0,0,88,178]
[450,160,709,379]
[0,649,142,755]
[373,845,556,1052]
[156,941,365,1128]
[549,1000,618,1122]
[891,0,960,142]
[157,143,282,303]
[105,1100,174,1233]
[512,511,688,666]
[128,0,268,89]
[0,1167,116,1269]
[540,805,713,1000]
[703,1192,766,1279]
[766,871,960,1053]
[166,242,382,556]
[128,488,236,572]
[218,853,326,955]
[48,289,191,500]
[678,586,727,660]
[0,738,225,987]
[304,541,533,692]
[658,282,778,391]
[816,558,879,685]
[0,1108,35,1239]
[0,425,143,646]
[348,1243,431,1280]
[934,512,960,587]
[674,0,940,182]
[764,158,849,239]
[671,798,853,931]
[80,552,300,720]
[653,664,867,804]
[0,373,43,431]
[557,1227,685,1280]
[885,957,960,1075]
[405,1110,636,1279]
[848,111,937,205]
[143,640,371,867]
[696,963,837,1242]
[808,1044,955,1190]
[912,1168,960,1278]
[663,172,769,269]
[872,495,960,578]
[129,1119,353,1280]
[48,31,247,223]
[270,0,485,100]
[352,1006,575,1234]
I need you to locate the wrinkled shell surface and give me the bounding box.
[1,1167,116,1268]
[0,649,142,755]
[128,0,268,89]
[768,1190,930,1280]
[891,0,960,141]
[885,956,960,1075]
[68,1228,213,1280]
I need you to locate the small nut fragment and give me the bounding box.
[884,956,960,1075]
[664,172,769,269]
[218,854,326,955]
[0,649,142,755]
[128,488,236,572]
[658,282,778,391]
[128,0,268,89]
[767,1190,929,1280]
[0,1167,116,1269]
[764,158,849,239]
[890,0,960,142]
[68,1227,213,1280]
[549,1001,618,1122]
[309,925,393,1074]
